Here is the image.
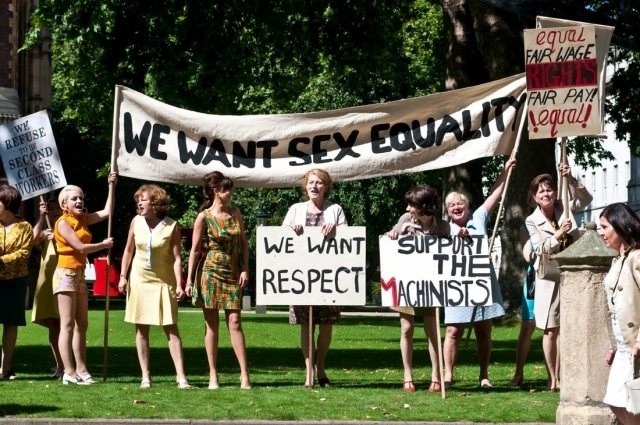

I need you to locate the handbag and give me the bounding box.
[536,252,561,283]
[525,239,536,300]
[625,356,640,414]
[84,258,96,282]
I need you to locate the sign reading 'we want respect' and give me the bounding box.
[255,226,367,306]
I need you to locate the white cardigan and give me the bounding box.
[282,201,347,226]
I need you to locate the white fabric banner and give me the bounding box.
[0,110,67,199]
[113,74,526,188]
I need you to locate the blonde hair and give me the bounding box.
[58,185,84,210]
[445,191,470,209]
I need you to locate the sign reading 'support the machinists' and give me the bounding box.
[256,226,367,306]
[379,235,494,308]
[0,110,67,199]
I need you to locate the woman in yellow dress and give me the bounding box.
[118,184,190,389]
[31,198,63,378]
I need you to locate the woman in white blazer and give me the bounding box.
[525,164,592,391]
[600,203,640,425]
[282,168,347,389]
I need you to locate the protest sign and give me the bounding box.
[256,226,366,305]
[379,234,494,308]
[0,110,66,199]
[112,74,526,188]
[524,21,612,139]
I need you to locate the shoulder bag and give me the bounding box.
[626,355,640,414]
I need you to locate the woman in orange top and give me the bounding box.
[54,173,117,385]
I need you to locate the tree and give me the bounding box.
[440,0,557,312]
[24,0,446,297]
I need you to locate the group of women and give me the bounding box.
[1,158,640,423]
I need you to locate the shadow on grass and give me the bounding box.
[0,405,61,417]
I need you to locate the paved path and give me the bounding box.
[0,420,552,425]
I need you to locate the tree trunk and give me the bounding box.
[440,0,557,313]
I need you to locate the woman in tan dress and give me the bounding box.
[31,199,63,378]
[118,184,190,389]
[525,164,591,391]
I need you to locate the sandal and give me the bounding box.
[508,376,523,387]
[177,378,192,389]
[76,372,95,384]
[318,377,331,388]
[140,378,151,389]
[402,380,415,393]
[428,381,441,393]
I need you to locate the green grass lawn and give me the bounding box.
[1,300,557,422]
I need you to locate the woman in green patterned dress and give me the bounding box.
[186,171,251,390]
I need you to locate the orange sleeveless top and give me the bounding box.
[55,213,92,269]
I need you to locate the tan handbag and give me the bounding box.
[536,252,561,283]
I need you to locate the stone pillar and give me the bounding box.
[554,222,618,425]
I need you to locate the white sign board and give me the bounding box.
[524,25,601,139]
[0,110,66,199]
[256,226,367,306]
[379,234,494,307]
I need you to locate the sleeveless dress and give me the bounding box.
[124,216,179,326]
[192,208,243,310]
[31,240,59,325]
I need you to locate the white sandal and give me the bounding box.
[177,378,192,389]
[76,373,95,384]
[140,378,152,389]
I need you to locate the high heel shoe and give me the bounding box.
[508,376,524,387]
[76,372,95,384]
[62,373,90,386]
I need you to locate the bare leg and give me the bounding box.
[443,324,464,384]
[73,291,90,376]
[510,319,535,385]
[542,326,560,390]
[136,324,151,381]
[1,325,18,373]
[203,308,220,388]
[163,324,187,382]
[45,318,64,376]
[475,319,493,382]
[300,323,315,387]
[422,315,440,383]
[57,292,77,377]
[610,406,640,425]
[399,313,415,389]
[316,324,332,383]
[225,309,250,388]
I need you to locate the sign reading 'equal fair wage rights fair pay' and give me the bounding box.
[379,234,494,308]
[0,110,66,199]
[255,226,367,306]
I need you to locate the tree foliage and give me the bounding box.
[24,0,446,291]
